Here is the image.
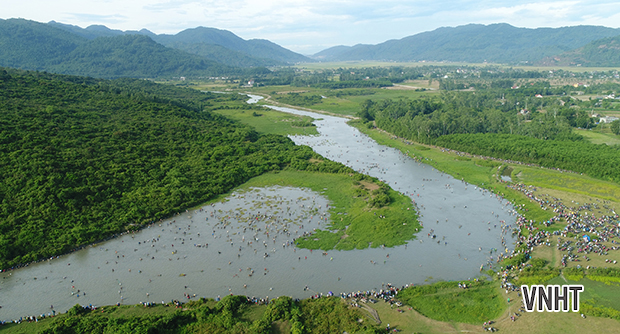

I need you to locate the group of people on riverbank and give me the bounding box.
[500,181,619,268]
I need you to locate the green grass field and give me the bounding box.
[575,129,620,146]
[315,88,436,116]
[210,106,319,136]
[511,166,620,204]
[396,280,506,324]
[548,276,620,312]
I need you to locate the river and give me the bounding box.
[0,96,517,322]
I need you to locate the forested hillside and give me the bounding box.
[46,34,261,78]
[0,18,85,70]
[540,35,620,66]
[164,42,284,67]
[0,68,351,269]
[0,19,269,78]
[48,21,310,67]
[150,27,311,64]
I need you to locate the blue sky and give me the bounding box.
[3,0,620,54]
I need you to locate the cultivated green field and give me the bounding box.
[576,128,620,146]
[511,166,620,204]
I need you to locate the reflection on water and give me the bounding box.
[0,97,518,321]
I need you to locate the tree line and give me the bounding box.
[435,133,620,183]
[359,96,580,144]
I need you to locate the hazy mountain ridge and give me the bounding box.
[3,18,620,75]
[312,23,620,64]
[165,41,285,67]
[45,34,255,78]
[0,19,259,78]
[0,18,85,70]
[539,35,620,66]
[48,22,310,66]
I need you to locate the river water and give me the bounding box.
[0,96,517,322]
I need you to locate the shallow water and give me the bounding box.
[0,97,518,321]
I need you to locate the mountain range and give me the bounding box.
[48,21,310,66]
[313,23,620,64]
[0,18,310,78]
[2,18,620,80]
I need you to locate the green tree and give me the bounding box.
[611,120,620,135]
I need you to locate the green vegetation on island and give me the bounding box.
[229,170,420,251]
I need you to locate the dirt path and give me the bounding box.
[386,84,436,90]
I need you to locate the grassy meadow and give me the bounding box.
[575,128,620,146]
[396,280,505,324]
[211,106,319,136]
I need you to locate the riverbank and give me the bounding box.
[346,119,620,331]
[349,120,620,226]
[245,92,360,119]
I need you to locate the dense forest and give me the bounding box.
[359,95,580,143]
[0,68,354,269]
[46,35,263,78]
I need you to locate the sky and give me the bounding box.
[3,0,620,55]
